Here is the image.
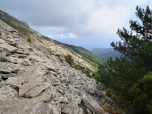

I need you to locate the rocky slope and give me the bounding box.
[0,10,97,72]
[0,11,131,114]
[0,18,122,114]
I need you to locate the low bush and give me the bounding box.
[65,55,74,66]
[28,48,33,51]
[27,38,31,42]
[102,104,121,114]
[73,65,92,77]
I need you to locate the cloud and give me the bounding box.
[48,33,77,39]
[0,0,149,37]
[68,33,77,38]
[59,34,67,39]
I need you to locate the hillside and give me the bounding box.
[0,10,125,114]
[65,44,106,66]
[0,10,99,72]
[91,48,121,60]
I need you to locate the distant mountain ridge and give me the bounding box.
[65,44,106,66]
[90,48,121,59]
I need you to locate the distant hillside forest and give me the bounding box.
[91,48,121,59]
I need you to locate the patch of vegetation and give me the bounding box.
[55,54,62,57]
[129,71,152,113]
[28,48,33,51]
[37,39,43,43]
[36,47,41,51]
[73,64,92,77]
[39,44,50,51]
[82,57,99,68]
[102,104,121,114]
[60,59,63,63]
[104,89,123,104]
[65,55,74,66]
[27,38,31,42]
[64,55,92,77]
[46,55,49,58]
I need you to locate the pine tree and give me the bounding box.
[106,6,152,100]
[111,6,152,71]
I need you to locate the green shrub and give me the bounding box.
[74,64,85,70]
[46,55,49,58]
[65,55,74,66]
[73,64,92,77]
[60,59,63,63]
[64,55,92,77]
[27,38,31,42]
[129,71,152,114]
[28,48,33,51]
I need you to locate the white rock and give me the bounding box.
[0,43,17,52]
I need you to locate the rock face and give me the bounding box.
[0,16,122,114]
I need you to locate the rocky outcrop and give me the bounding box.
[0,18,123,114]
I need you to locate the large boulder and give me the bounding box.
[19,77,44,97]
[82,93,104,114]
[25,82,49,98]
[32,90,52,102]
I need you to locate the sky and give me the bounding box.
[0,0,152,50]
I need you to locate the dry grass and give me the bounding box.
[103,89,133,110]
[102,104,122,114]
[39,44,50,50]
[103,89,124,104]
